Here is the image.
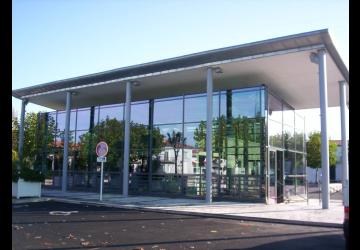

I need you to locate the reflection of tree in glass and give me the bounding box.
[166,131,186,174]
[76,118,163,172]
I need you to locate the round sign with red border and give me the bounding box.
[96,141,108,157]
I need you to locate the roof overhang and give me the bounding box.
[12,29,349,111]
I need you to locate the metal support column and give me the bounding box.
[61,92,72,192]
[206,68,213,203]
[123,81,132,197]
[18,99,28,169]
[318,49,330,209]
[148,99,154,192]
[339,80,349,205]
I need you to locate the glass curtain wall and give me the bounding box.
[267,91,306,202]
[37,85,267,202]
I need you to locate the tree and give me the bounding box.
[306,131,337,183]
[166,131,186,174]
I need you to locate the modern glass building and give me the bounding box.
[13,29,349,207]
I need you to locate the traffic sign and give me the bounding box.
[96,141,108,157]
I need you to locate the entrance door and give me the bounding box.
[276,150,284,203]
[267,149,284,204]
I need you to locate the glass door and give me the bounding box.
[268,150,276,203]
[276,150,284,203]
[267,149,284,204]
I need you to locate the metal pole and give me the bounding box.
[61,92,72,192]
[148,99,154,192]
[318,49,330,209]
[123,81,132,197]
[18,99,28,169]
[206,68,213,203]
[100,161,104,201]
[339,80,349,205]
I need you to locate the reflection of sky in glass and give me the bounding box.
[155,124,182,143]
[232,90,261,118]
[268,119,282,147]
[75,130,88,144]
[184,96,206,122]
[76,109,91,130]
[184,94,220,122]
[154,98,183,124]
[131,103,149,125]
[99,105,123,122]
[57,111,76,131]
[184,123,201,148]
[283,103,294,127]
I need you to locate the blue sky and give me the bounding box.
[12,0,349,139]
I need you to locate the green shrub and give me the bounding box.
[12,165,20,182]
[19,167,45,182]
[12,158,45,183]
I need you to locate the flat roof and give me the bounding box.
[12,29,349,110]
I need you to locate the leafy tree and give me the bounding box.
[306,131,337,183]
[12,117,19,151]
[12,112,56,171]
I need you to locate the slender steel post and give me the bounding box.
[318,49,330,209]
[339,80,349,205]
[206,68,213,203]
[61,92,72,192]
[148,99,154,192]
[100,161,104,201]
[18,99,28,169]
[123,81,132,197]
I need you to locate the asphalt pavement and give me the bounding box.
[12,201,345,250]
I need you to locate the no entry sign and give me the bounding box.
[96,141,108,157]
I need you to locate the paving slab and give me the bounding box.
[37,189,344,228]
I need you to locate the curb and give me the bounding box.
[45,196,342,229]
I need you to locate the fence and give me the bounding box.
[43,170,264,201]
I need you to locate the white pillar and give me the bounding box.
[61,92,72,192]
[122,81,132,197]
[339,80,349,205]
[318,49,330,209]
[18,99,28,169]
[206,68,213,203]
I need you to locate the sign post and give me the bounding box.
[96,141,108,201]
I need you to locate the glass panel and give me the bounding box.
[284,150,295,198]
[152,124,183,174]
[268,93,282,123]
[184,123,206,175]
[268,119,282,148]
[295,113,305,152]
[96,115,124,171]
[269,151,276,200]
[76,109,91,130]
[99,105,123,122]
[56,111,76,131]
[232,89,262,118]
[131,102,149,125]
[283,103,294,127]
[184,95,206,123]
[284,125,295,150]
[184,94,219,123]
[154,98,183,125]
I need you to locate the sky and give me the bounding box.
[12,0,349,140]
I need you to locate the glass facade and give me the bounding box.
[34,84,305,203]
[267,91,306,202]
